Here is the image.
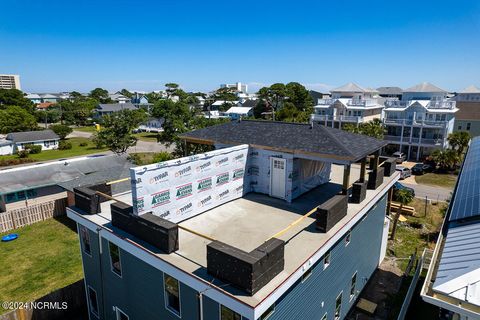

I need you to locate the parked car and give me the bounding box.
[392,151,406,164]
[396,166,411,180]
[392,182,415,200]
[411,163,433,175]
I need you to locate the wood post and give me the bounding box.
[342,164,351,195]
[387,187,393,216]
[360,157,367,183]
[373,150,380,170]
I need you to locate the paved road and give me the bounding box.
[402,182,452,202]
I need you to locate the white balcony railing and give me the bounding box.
[385,99,456,110]
[384,118,447,128]
[316,98,378,107]
[311,114,363,123]
[383,135,444,146]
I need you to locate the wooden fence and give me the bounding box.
[0,198,67,233]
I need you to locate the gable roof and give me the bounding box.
[240,99,258,109]
[97,103,138,113]
[179,120,387,163]
[225,107,253,115]
[331,82,366,93]
[6,130,59,143]
[461,85,480,94]
[376,86,403,95]
[404,82,447,93]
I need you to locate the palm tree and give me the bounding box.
[390,189,414,240]
[448,131,471,155]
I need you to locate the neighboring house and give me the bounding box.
[309,90,331,103]
[94,103,138,118]
[0,74,21,90]
[0,139,13,156]
[109,93,131,104]
[131,93,150,106]
[376,87,403,99]
[224,106,253,120]
[209,100,239,111]
[137,117,164,133]
[26,93,42,104]
[311,82,384,128]
[67,120,398,320]
[5,130,60,153]
[239,99,258,109]
[421,137,480,319]
[40,93,60,103]
[453,85,480,137]
[36,102,56,110]
[220,82,248,93]
[383,82,458,160]
[0,154,130,212]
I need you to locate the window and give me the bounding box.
[260,304,275,320]
[109,242,122,277]
[116,307,129,320]
[321,313,327,320]
[350,272,357,300]
[80,226,91,255]
[87,286,99,317]
[334,292,342,320]
[458,125,462,130]
[220,305,241,320]
[324,251,331,269]
[467,123,471,131]
[164,274,181,316]
[301,267,312,282]
[345,231,351,246]
[5,193,15,203]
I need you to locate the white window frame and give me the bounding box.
[163,273,182,318]
[87,285,99,318]
[323,251,331,270]
[219,304,242,320]
[350,272,357,301]
[260,303,275,320]
[80,225,92,257]
[334,291,343,320]
[108,241,122,278]
[115,307,129,320]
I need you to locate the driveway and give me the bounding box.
[402,182,452,202]
[68,130,93,138]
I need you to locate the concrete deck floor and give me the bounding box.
[85,164,397,307]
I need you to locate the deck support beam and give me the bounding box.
[342,164,351,195]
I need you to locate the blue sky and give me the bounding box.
[1,0,479,93]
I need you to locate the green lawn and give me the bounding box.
[0,137,109,165]
[134,132,161,142]
[73,126,97,133]
[0,216,83,314]
[415,173,457,189]
[388,198,446,271]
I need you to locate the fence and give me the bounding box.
[0,198,67,233]
[397,248,433,320]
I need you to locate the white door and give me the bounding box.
[270,157,287,199]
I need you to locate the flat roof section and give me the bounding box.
[74,164,398,308]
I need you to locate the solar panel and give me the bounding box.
[449,137,480,222]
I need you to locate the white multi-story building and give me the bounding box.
[383,82,458,160]
[310,82,384,128]
[220,81,248,93]
[0,74,21,90]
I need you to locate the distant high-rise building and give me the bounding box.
[0,74,21,90]
[220,82,248,93]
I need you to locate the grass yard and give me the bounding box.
[415,172,457,189]
[73,126,97,133]
[0,216,83,314]
[134,132,161,142]
[388,198,446,271]
[0,137,109,165]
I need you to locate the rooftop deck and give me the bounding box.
[72,164,398,307]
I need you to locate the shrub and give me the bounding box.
[79,142,88,147]
[0,158,36,167]
[17,150,29,158]
[153,152,173,163]
[49,124,73,140]
[24,144,42,154]
[58,141,72,150]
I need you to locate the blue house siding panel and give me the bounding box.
[98,237,200,320]
[77,224,104,320]
[265,194,387,320]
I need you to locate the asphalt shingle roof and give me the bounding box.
[404,82,447,93]
[179,120,387,163]
[376,87,403,95]
[6,130,59,143]
[97,103,138,112]
[331,82,366,93]
[461,85,480,94]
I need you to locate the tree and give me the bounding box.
[58,98,97,126]
[165,83,180,99]
[343,119,384,139]
[119,89,133,98]
[431,149,458,172]
[390,189,414,240]
[448,131,470,155]
[151,99,194,144]
[0,89,35,112]
[49,124,73,139]
[0,106,37,133]
[93,109,147,154]
[89,88,111,103]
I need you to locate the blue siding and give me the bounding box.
[265,194,387,320]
